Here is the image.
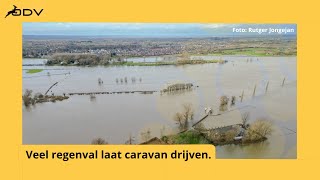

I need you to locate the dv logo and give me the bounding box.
[5,5,43,18]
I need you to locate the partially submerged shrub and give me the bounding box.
[50,95,69,102]
[23,89,33,107]
[98,78,103,85]
[220,96,229,106]
[34,93,44,99]
[131,77,136,83]
[90,94,96,101]
[91,137,108,145]
[243,119,272,142]
[231,96,236,105]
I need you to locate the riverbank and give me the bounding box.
[192,47,296,57]
[112,60,224,66]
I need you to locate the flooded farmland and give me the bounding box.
[23,55,296,158]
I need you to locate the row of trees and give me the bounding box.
[47,53,125,66]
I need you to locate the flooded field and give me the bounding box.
[23,55,296,158]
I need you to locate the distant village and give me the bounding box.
[23,36,296,58]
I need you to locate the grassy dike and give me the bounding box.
[26,69,43,74]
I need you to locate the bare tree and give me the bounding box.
[160,126,166,137]
[125,134,135,144]
[241,112,250,128]
[182,103,194,121]
[140,129,152,142]
[173,112,184,127]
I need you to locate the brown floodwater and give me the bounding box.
[23,55,296,159]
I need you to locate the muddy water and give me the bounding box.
[23,56,296,158]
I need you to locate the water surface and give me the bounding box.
[23,55,296,158]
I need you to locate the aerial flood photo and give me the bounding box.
[22,23,297,159]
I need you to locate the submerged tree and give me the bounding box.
[174,112,184,127]
[220,95,229,106]
[173,103,195,130]
[98,78,103,85]
[125,134,135,144]
[231,96,236,105]
[219,95,229,112]
[90,94,96,101]
[140,129,152,142]
[160,126,166,138]
[183,103,194,121]
[131,77,136,83]
[23,89,34,107]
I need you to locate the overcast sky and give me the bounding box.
[23,23,296,37]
